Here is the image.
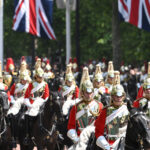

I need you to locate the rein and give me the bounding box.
[0,116,7,137]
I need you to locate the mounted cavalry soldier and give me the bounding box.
[4,58,18,89]
[33,58,42,77]
[0,61,11,106]
[93,64,109,103]
[43,59,55,81]
[105,61,115,93]
[134,62,150,114]
[95,71,129,150]
[7,71,31,148]
[19,56,31,78]
[23,67,49,145]
[136,62,150,99]
[67,67,103,150]
[61,64,79,116]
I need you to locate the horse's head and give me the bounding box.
[127,100,150,149]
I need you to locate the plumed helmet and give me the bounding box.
[20,56,27,66]
[113,71,120,85]
[111,71,125,96]
[107,61,114,78]
[35,58,41,69]
[94,64,103,82]
[111,84,125,97]
[80,67,90,88]
[19,71,29,81]
[65,64,74,82]
[72,58,78,70]
[143,78,150,90]
[35,67,44,77]
[3,74,12,87]
[45,60,51,71]
[6,58,15,72]
[81,80,93,93]
[80,67,93,93]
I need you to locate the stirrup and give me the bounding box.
[23,135,30,146]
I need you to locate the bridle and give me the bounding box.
[125,111,149,150]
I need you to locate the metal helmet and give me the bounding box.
[65,64,74,82]
[45,64,52,71]
[143,78,150,90]
[4,74,12,87]
[111,84,125,97]
[81,80,93,93]
[113,71,120,85]
[35,67,44,77]
[65,73,74,82]
[81,80,93,102]
[19,71,29,81]
[94,64,103,82]
[35,58,41,69]
[107,61,114,78]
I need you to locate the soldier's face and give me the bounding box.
[113,95,124,106]
[83,91,93,101]
[21,79,27,85]
[108,77,114,84]
[95,81,103,88]
[36,76,43,83]
[144,88,150,99]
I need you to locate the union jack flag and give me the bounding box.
[118,0,150,31]
[13,0,56,40]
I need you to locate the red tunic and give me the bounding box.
[10,83,16,96]
[95,108,115,145]
[68,101,103,136]
[133,99,140,108]
[24,82,49,104]
[136,86,143,99]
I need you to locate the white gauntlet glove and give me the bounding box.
[10,96,16,104]
[96,136,110,150]
[67,129,79,144]
[24,98,32,108]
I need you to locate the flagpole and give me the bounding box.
[0,0,3,69]
[66,0,71,65]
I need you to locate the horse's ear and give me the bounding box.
[127,100,133,112]
[141,101,148,112]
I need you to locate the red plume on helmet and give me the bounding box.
[46,59,50,64]
[21,56,26,62]
[72,57,78,71]
[6,58,15,72]
[69,57,72,64]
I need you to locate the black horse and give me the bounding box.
[17,91,65,150]
[0,90,11,150]
[87,100,150,150]
[124,101,150,150]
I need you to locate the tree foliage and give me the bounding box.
[3,0,150,65]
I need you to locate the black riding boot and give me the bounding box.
[7,114,17,148]
[23,115,30,146]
